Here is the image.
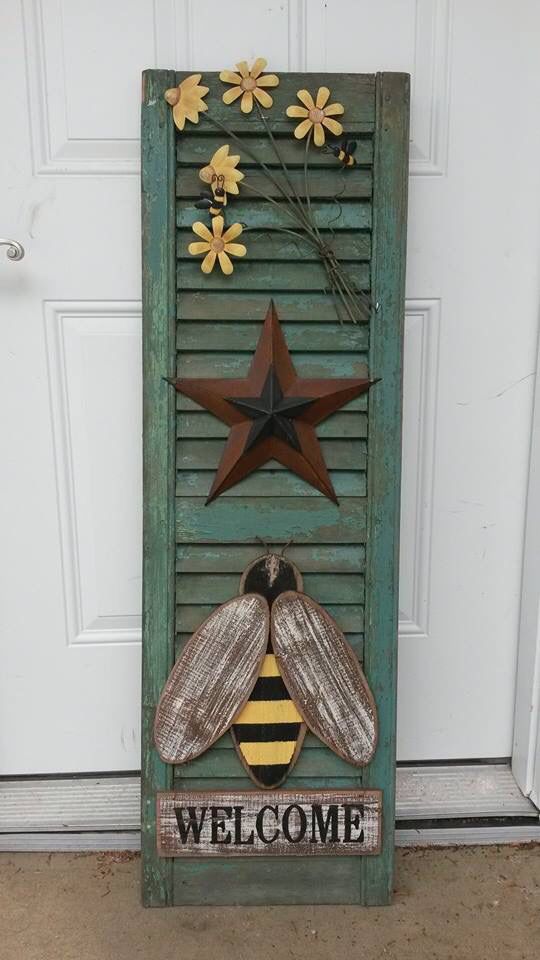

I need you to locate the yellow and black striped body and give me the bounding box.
[232,641,305,788]
[209,188,226,216]
[232,551,306,789]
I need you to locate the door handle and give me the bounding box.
[0,239,25,261]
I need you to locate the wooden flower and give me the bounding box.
[220,58,279,113]
[188,217,246,275]
[164,74,209,131]
[286,87,344,146]
[199,145,244,198]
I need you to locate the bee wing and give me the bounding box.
[154,594,269,764]
[348,140,357,153]
[272,591,377,766]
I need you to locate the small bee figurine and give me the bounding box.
[154,548,377,788]
[195,173,227,218]
[331,138,357,168]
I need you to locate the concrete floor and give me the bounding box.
[1,846,539,960]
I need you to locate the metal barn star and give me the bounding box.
[169,301,377,504]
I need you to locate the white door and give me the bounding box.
[2,0,539,774]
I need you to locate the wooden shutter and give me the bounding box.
[142,69,409,906]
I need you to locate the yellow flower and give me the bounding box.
[286,87,344,147]
[199,145,244,200]
[188,217,246,275]
[220,58,279,114]
[164,74,209,131]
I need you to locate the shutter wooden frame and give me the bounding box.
[141,69,409,906]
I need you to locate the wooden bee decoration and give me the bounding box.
[196,174,228,218]
[154,550,378,789]
[331,138,357,167]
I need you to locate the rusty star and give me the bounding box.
[168,301,377,504]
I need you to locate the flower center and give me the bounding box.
[241,77,257,91]
[308,107,325,123]
[211,238,225,253]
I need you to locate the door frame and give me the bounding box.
[512,323,540,808]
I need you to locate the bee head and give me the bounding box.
[240,552,303,605]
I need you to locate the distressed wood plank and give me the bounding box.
[173,777,360,790]
[177,291,369,323]
[176,260,370,292]
[177,200,371,231]
[176,322,370,353]
[177,134,373,167]
[176,393,368,412]
[174,747,359,779]
[141,68,176,908]
[360,72,409,906]
[158,789,382,857]
[174,72,375,130]
[176,470,366,499]
[176,573,364,605]
[177,167,372,200]
[176,411,367,440]
[176,353,369,379]
[155,595,269,764]
[177,439,367,471]
[172,857,370,906]
[175,543,366,574]
[177,231,370,263]
[175,497,367,544]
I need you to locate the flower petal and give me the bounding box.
[188,241,211,255]
[241,90,253,113]
[218,251,234,275]
[224,168,244,181]
[219,70,242,85]
[286,105,309,118]
[181,73,202,89]
[201,251,216,274]
[236,60,250,78]
[172,104,186,130]
[316,86,330,109]
[294,118,313,140]
[250,57,267,79]
[253,87,273,108]
[223,86,243,105]
[192,221,213,242]
[296,89,315,109]
[313,122,325,147]
[224,242,246,258]
[322,117,343,137]
[212,216,224,238]
[225,181,240,195]
[184,107,201,124]
[222,222,243,243]
[324,101,344,116]
[211,144,230,165]
[256,73,280,88]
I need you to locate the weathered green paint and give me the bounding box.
[177,290,366,323]
[360,73,410,905]
[142,69,408,907]
[177,166,372,199]
[177,199,371,230]
[177,230,371,262]
[141,70,176,907]
[177,133,373,167]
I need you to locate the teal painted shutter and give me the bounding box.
[142,70,409,906]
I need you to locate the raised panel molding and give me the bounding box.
[399,300,440,640]
[22,0,178,175]
[23,0,450,176]
[44,301,142,646]
[304,0,452,176]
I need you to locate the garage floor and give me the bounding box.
[1,846,539,960]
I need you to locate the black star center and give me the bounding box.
[228,367,314,453]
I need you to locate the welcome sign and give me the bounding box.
[157,790,382,857]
